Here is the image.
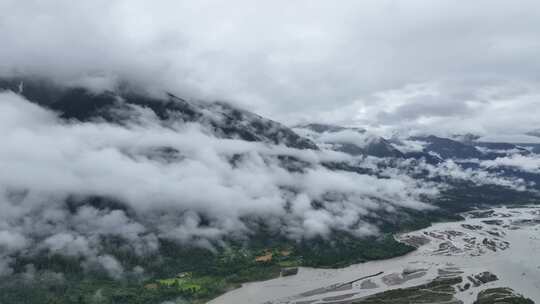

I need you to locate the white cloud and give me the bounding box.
[481,154,540,174]
[94,255,125,280]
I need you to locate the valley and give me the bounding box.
[213,206,540,304]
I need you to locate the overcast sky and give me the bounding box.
[1,0,540,137]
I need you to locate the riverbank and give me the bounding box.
[211,206,540,304]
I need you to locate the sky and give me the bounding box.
[1,0,540,136]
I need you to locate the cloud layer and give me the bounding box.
[1,90,538,278]
[0,92,440,277]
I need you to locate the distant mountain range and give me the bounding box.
[294,123,538,162]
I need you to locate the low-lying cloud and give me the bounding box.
[0,91,440,277]
[481,154,540,174]
[1,90,539,278]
